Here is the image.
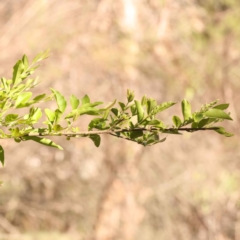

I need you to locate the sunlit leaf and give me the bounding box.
[82,95,90,104]
[30,108,42,122]
[155,102,176,114]
[44,108,55,122]
[24,136,63,150]
[213,104,229,110]
[172,116,182,128]
[33,94,46,102]
[205,109,232,120]
[22,54,29,70]
[50,88,67,113]
[15,92,32,108]
[193,112,204,123]
[198,118,216,128]
[70,94,79,110]
[127,89,134,102]
[212,127,234,137]
[135,100,144,122]
[12,60,24,86]
[5,114,18,123]
[181,99,192,121]
[32,49,50,64]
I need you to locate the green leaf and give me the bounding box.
[198,118,216,128]
[15,92,32,108]
[44,108,55,122]
[141,95,147,106]
[82,95,90,104]
[135,100,144,122]
[0,146,4,166]
[213,104,229,110]
[172,116,182,128]
[99,99,116,111]
[24,136,63,150]
[88,118,104,130]
[30,108,42,122]
[12,60,24,86]
[146,99,157,114]
[130,130,143,139]
[181,99,192,121]
[65,106,99,119]
[147,120,162,126]
[5,114,18,123]
[1,77,9,92]
[191,122,199,128]
[70,95,80,110]
[111,108,119,116]
[127,89,134,102]
[118,102,125,110]
[22,54,29,70]
[89,134,101,147]
[33,94,46,102]
[204,109,232,120]
[32,49,50,64]
[50,88,67,113]
[155,102,176,114]
[193,112,204,123]
[213,127,234,137]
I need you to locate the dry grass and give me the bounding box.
[0,0,240,239]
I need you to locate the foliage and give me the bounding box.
[0,51,233,165]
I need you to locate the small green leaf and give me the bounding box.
[0,146,4,166]
[130,130,143,139]
[89,134,101,147]
[111,108,119,116]
[50,88,67,113]
[193,112,204,123]
[147,120,162,126]
[118,102,125,110]
[24,136,63,150]
[32,49,50,64]
[127,89,134,102]
[22,54,29,70]
[155,102,176,114]
[45,108,55,122]
[135,100,144,122]
[146,99,157,114]
[5,114,18,123]
[181,99,192,121]
[172,116,182,128]
[213,104,229,110]
[198,118,216,128]
[70,95,80,110]
[12,60,24,86]
[30,108,42,122]
[205,109,232,120]
[82,95,90,104]
[213,127,234,137]
[33,94,46,102]
[1,77,9,92]
[15,92,32,108]
[141,95,147,106]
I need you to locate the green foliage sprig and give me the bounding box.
[0,51,233,165]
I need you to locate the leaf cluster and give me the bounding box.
[0,51,233,166]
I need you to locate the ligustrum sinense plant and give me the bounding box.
[0,50,233,166]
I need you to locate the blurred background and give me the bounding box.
[0,0,240,239]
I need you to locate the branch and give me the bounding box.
[14,127,219,138]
